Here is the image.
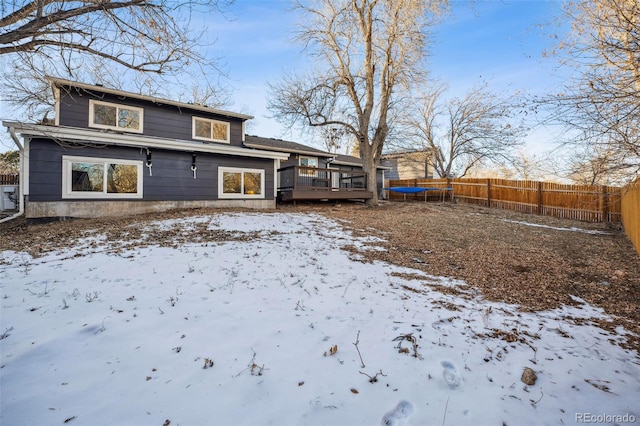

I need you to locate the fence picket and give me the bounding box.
[0,174,19,185]
[386,177,622,223]
[621,178,640,256]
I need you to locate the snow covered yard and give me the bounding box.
[1,212,639,426]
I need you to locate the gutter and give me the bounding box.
[0,126,25,223]
[3,121,290,161]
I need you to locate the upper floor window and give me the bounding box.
[192,117,230,143]
[89,100,143,133]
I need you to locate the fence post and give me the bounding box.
[486,179,492,207]
[537,181,543,215]
[601,185,609,222]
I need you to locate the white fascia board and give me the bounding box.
[46,76,253,121]
[3,122,290,161]
[332,160,363,167]
[53,86,60,126]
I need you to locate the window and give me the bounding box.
[299,156,318,177]
[62,156,143,199]
[192,117,230,143]
[89,100,143,133]
[219,167,264,199]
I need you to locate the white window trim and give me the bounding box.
[89,99,144,134]
[62,155,143,199]
[192,116,230,144]
[218,166,265,199]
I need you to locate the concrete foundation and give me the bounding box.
[25,199,276,219]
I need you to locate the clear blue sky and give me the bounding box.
[0,0,567,153]
[206,0,567,151]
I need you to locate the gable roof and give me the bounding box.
[47,76,253,121]
[244,135,332,157]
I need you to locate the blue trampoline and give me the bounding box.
[384,187,454,202]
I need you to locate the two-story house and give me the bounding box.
[3,77,380,220]
[4,77,292,219]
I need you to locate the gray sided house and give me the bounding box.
[3,77,289,219]
[244,135,388,202]
[381,150,435,181]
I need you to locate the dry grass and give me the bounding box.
[1,200,639,351]
[281,201,640,352]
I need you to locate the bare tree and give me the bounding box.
[0,150,20,174]
[1,0,232,119]
[565,144,631,186]
[321,126,345,154]
[268,0,447,204]
[466,149,547,181]
[402,83,527,178]
[535,0,640,184]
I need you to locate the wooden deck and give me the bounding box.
[277,166,373,202]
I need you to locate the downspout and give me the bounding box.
[0,126,25,223]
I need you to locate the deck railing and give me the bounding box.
[278,166,368,191]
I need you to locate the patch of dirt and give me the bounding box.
[1,201,639,352]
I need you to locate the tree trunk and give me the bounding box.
[360,136,383,206]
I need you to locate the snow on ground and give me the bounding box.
[502,219,612,235]
[1,212,638,426]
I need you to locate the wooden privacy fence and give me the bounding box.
[386,178,622,223]
[621,178,640,256]
[0,174,19,185]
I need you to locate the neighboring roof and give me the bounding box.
[331,154,391,170]
[244,135,332,157]
[47,76,253,121]
[381,149,432,159]
[4,122,289,161]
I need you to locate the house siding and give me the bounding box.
[56,88,245,147]
[381,152,433,180]
[27,139,275,202]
